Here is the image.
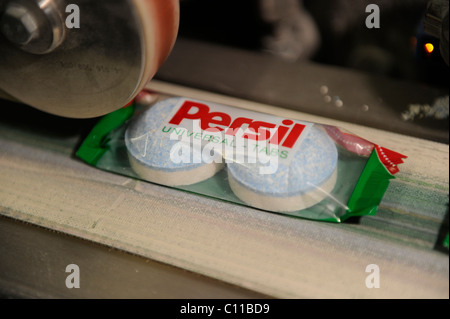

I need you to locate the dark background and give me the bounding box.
[176,0,448,89]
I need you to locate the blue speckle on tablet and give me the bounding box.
[227,125,338,197]
[125,98,204,172]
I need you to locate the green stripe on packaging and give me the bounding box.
[344,149,395,220]
[76,104,135,165]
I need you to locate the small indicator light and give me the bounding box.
[424,43,434,54]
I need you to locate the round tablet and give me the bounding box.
[227,125,338,212]
[125,98,224,186]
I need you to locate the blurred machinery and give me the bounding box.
[156,0,449,143]
[0,0,179,118]
[177,0,448,85]
[423,0,449,66]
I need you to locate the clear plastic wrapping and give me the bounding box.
[76,93,407,222]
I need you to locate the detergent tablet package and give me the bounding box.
[76,94,407,222]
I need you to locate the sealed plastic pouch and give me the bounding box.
[76,94,407,222]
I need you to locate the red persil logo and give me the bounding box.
[168,100,306,148]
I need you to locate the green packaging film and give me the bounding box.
[76,94,407,222]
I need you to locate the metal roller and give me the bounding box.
[0,0,179,118]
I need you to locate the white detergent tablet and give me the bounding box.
[125,98,224,186]
[227,125,338,212]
